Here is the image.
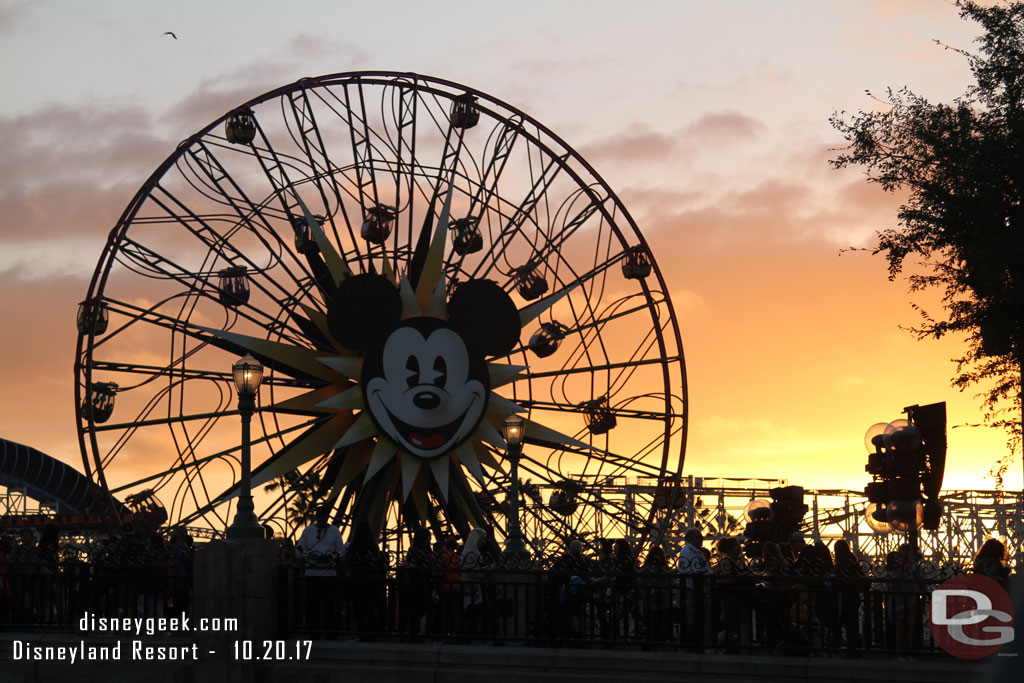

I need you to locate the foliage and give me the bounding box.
[263,469,323,532]
[830,1,1024,472]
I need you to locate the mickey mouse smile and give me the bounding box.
[370,388,484,455]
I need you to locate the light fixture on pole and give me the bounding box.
[227,354,265,539]
[502,414,529,561]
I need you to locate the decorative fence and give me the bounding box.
[0,560,192,628]
[278,554,971,657]
[2,546,989,660]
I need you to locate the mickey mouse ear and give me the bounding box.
[327,273,402,352]
[448,279,521,357]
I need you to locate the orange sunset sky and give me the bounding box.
[0,0,1019,499]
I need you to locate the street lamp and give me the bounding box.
[227,354,264,539]
[502,414,529,561]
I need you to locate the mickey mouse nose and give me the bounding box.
[413,391,440,410]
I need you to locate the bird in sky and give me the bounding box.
[163,31,177,40]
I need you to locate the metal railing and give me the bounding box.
[0,561,192,628]
[278,555,972,657]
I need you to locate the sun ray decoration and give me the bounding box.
[197,190,583,537]
[75,72,688,552]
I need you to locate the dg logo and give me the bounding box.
[929,573,1014,659]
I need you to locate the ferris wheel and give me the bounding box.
[74,72,688,552]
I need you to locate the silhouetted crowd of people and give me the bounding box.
[2,516,1015,658]
[0,523,195,626]
[277,522,1015,656]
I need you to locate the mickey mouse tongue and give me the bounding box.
[409,433,447,450]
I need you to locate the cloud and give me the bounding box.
[669,289,706,313]
[163,69,292,134]
[700,415,802,441]
[0,104,164,190]
[578,126,680,164]
[163,42,376,133]
[578,111,764,168]
[0,103,171,263]
[686,111,763,143]
[0,235,106,280]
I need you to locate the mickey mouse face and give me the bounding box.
[328,273,522,460]
[363,317,488,459]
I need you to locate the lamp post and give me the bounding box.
[227,354,265,539]
[502,415,529,560]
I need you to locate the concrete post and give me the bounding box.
[193,538,280,683]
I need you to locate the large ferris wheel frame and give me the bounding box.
[73,71,689,551]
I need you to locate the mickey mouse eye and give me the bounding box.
[432,356,447,389]
[405,356,420,389]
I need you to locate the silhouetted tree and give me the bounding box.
[263,469,323,535]
[831,1,1024,483]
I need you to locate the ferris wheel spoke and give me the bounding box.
[87,361,310,389]
[473,222,621,315]
[518,399,679,422]
[520,355,679,382]
[122,416,316,500]
[520,438,667,481]
[142,186,258,270]
[393,82,420,251]
[464,117,521,221]
[514,452,641,532]
[181,141,282,231]
[519,297,670,364]
[531,198,612,283]
[344,81,384,218]
[247,117,365,278]
[88,407,247,434]
[174,416,336,527]
[98,297,329,384]
[115,238,320,347]
[469,152,568,282]
[179,141,330,295]
[285,87,346,220]
[411,119,471,283]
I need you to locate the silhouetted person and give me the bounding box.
[783,583,823,653]
[460,528,491,634]
[641,546,673,642]
[754,541,792,649]
[437,534,462,634]
[677,528,711,575]
[591,538,616,638]
[787,532,807,562]
[811,540,837,646]
[481,525,503,567]
[714,536,750,650]
[611,539,638,639]
[551,540,591,639]
[881,550,914,653]
[833,539,864,654]
[296,507,345,632]
[596,538,615,573]
[167,527,193,615]
[347,520,386,638]
[399,528,433,637]
[973,538,1010,587]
